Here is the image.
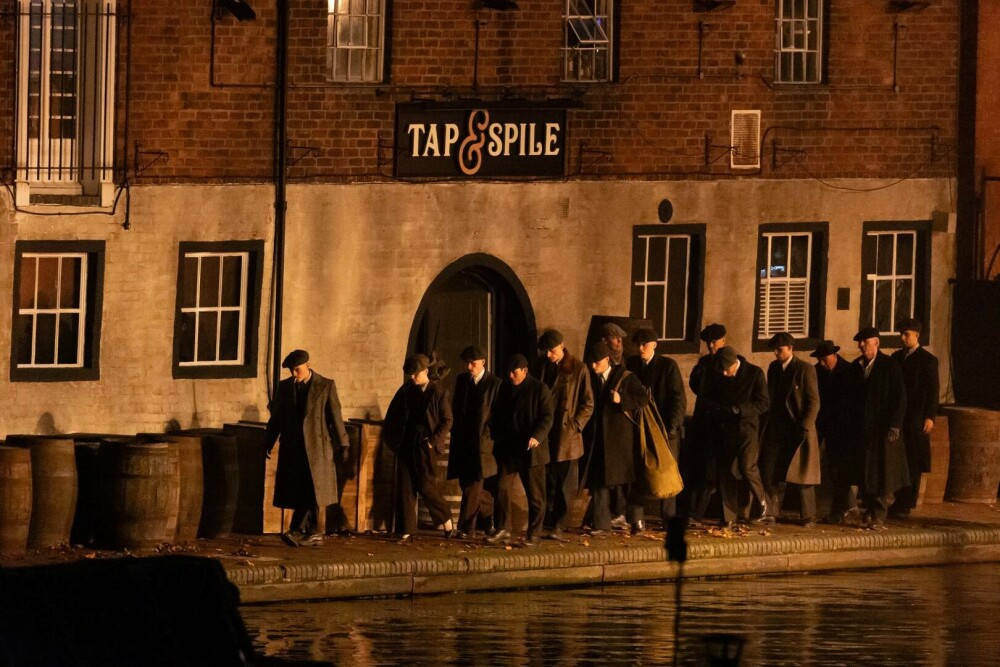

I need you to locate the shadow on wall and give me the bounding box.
[240,405,261,422]
[36,412,59,435]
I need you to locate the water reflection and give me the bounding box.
[242,564,1000,666]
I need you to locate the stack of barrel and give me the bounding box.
[0,430,241,558]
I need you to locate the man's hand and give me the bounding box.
[527,437,540,450]
[922,418,935,435]
[610,390,621,404]
[339,446,350,463]
[888,427,901,442]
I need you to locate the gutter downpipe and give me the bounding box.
[271,0,289,395]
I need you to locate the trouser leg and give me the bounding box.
[415,461,453,528]
[591,486,613,530]
[546,459,579,529]
[395,459,419,535]
[625,484,644,527]
[797,484,817,521]
[718,463,740,524]
[864,493,893,522]
[459,478,484,532]
[521,465,547,538]
[493,469,517,532]
[290,506,318,535]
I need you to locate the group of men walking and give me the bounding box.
[263,316,938,546]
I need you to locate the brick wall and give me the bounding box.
[977,0,1000,277]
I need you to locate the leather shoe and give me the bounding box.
[485,529,511,545]
[299,533,323,546]
[547,527,566,541]
[630,520,645,535]
[752,515,776,525]
[802,519,817,529]
[610,515,628,530]
[443,528,459,539]
[280,531,300,547]
[523,535,541,547]
[588,529,609,537]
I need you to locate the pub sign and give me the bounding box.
[394,104,567,178]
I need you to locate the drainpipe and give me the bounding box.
[271,0,289,395]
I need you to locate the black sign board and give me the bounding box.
[394,105,567,178]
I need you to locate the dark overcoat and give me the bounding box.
[531,351,594,462]
[699,356,770,475]
[890,346,940,473]
[447,370,502,481]
[382,381,454,456]
[762,356,821,485]
[851,352,909,496]
[815,355,859,481]
[491,376,555,470]
[583,365,649,489]
[266,372,349,509]
[627,353,686,435]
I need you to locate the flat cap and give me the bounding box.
[632,328,659,345]
[853,327,881,342]
[599,322,627,339]
[403,354,430,375]
[700,323,727,342]
[897,318,923,334]
[460,345,487,362]
[585,342,613,364]
[281,349,309,369]
[503,353,529,374]
[810,340,841,358]
[715,346,738,370]
[537,329,564,350]
[767,332,795,349]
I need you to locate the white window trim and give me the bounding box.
[17,252,88,369]
[758,232,812,339]
[179,252,249,367]
[562,0,613,83]
[634,233,691,342]
[774,0,823,84]
[865,230,917,335]
[326,0,384,83]
[14,0,117,207]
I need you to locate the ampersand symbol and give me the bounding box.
[459,110,489,176]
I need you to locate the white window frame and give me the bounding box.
[15,0,117,206]
[634,233,692,342]
[758,232,812,339]
[326,0,384,83]
[178,252,250,367]
[774,0,823,84]
[562,0,613,83]
[16,252,88,369]
[865,230,917,335]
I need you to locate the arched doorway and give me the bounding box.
[408,254,536,392]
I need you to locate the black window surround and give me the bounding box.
[172,240,265,380]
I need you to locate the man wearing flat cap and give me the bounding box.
[626,328,686,521]
[759,332,821,527]
[531,329,594,540]
[266,349,350,546]
[599,322,628,367]
[685,323,727,524]
[812,340,859,523]
[382,353,456,540]
[889,318,939,519]
[695,345,771,528]
[851,327,908,530]
[488,354,555,546]
[448,345,503,537]
[582,342,650,534]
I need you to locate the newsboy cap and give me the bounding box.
[810,340,841,358]
[281,349,309,369]
[853,327,881,342]
[632,328,659,345]
[767,332,795,349]
[537,329,564,350]
[700,323,727,342]
[403,354,430,375]
[599,322,628,339]
[715,346,738,370]
[585,342,613,364]
[897,318,923,334]
[503,353,529,374]
[460,345,487,362]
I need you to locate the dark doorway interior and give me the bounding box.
[409,254,536,394]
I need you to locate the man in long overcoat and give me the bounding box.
[697,346,771,528]
[889,318,939,518]
[531,329,594,539]
[812,339,859,523]
[487,354,554,546]
[448,345,502,537]
[851,327,908,530]
[265,349,350,546]
[760,332,821,526]
[684,323,727,523]
[582,342,650,534]
[626,328,686,521]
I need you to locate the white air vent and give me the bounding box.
[731,110,761,169]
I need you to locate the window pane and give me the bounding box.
[896,233,914,274]
[199,256,220,307]
[57,313,79,364]
[895,279,913,327]
[665,238,689,340]
[59,256,81,308]
[178,312,196,363]
[35,313,57,365]
[180,256,199,308]
[874,280,892,332]
[219,311,241,361]
[197,311,218,362]
[646,285,665,340]
[19,257,38,309]
[647,237,666,281]
[220,256,243,308]
[875,235,894,275]
[769,236,789,278]
[790,235,809,278]
[36,257,59,308]
[15,315,34,366]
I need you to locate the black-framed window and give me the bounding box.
[172,240,264,379]
[860,221,931,347]
[629,224,705,354]
[326,0,391,83]
[562,0,619,83]
[10,240,105,382]
[752,222,828,352]
[775,0,827,84]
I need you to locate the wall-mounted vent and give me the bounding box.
[731,110,761,169]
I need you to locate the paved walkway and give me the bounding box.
[6,502,1000,604]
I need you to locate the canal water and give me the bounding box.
[241,563,1000,665]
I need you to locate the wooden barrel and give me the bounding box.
[223,422,269,535]
[138,434,204,542]
[0,447,33,558]
[67,434,129,546]
[100,440,180,550]
[917,414,950,506]
[27,438,78,549]
[943,407,1000,503]
[192,431,240,538]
